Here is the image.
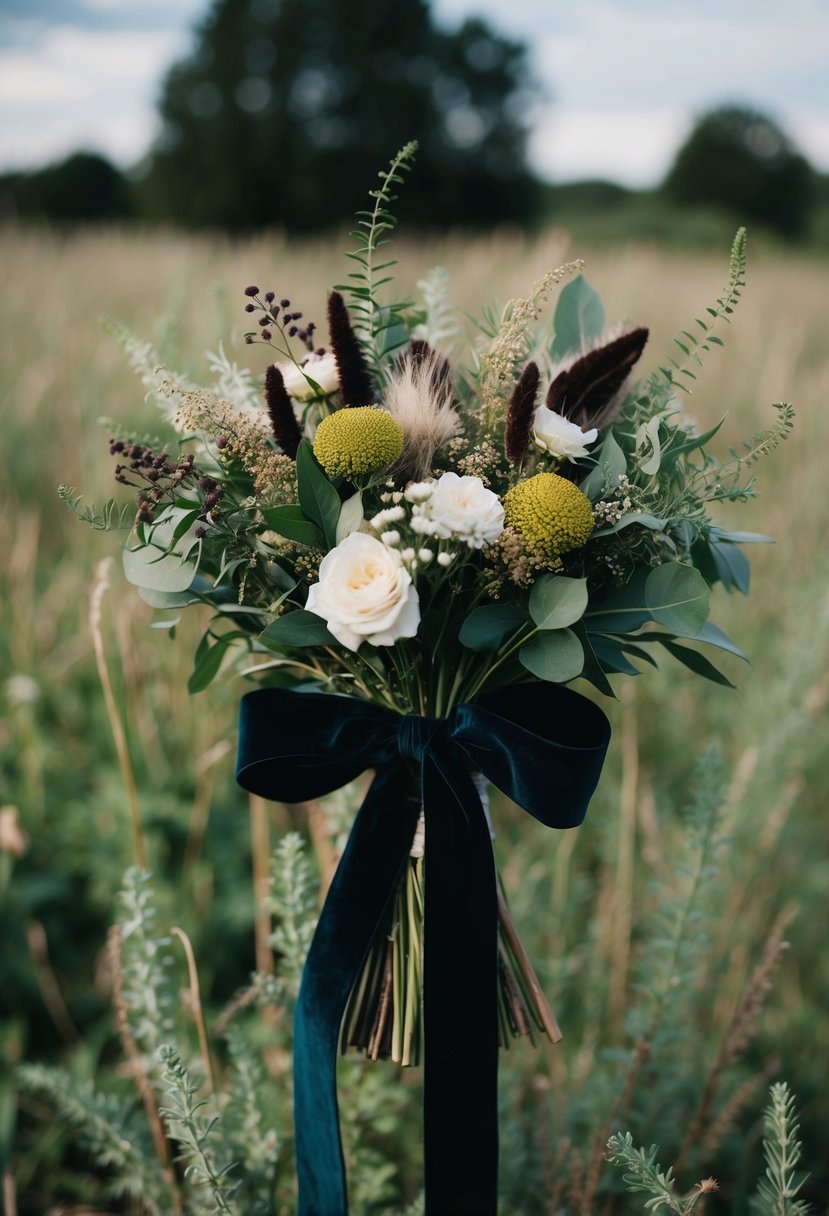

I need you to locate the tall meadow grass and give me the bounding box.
[1,223,827,1213]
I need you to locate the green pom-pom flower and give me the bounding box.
[313,406,404,479]
[503,471,593,558]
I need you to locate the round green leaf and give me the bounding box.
[519,628,584,683]
[529,575,588,631]
[260,610,335,649]
[645,563,710,637]
[459,604,528,652]
[123,510,201,593]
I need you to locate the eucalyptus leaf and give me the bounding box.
[585,570,650,635]
[710,528,773,545]
[589,634,641,676]
[187,638,229,694]
[659,639,736,688]
[645,563,710,637]
[695,620,749,661]
[260,610,335,649]
[519,628,584,683]
[138,576,212,609]
[459,604,529,652]
[529,575,588,630]
[123,509,202,593]
[551,275,606,360]
[296,440,341,548]
[571,621,615,698]
[709,538,751,594]
[123,541,197,593]
[593,511,669,538]
[261,505,325,549]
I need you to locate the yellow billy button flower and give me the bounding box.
[313,406,404,479]
[503,471,594,559]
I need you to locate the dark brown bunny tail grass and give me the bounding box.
[547,326,650,431]
[327,291,376,407]
[264,364,302,459]
[505,361,540,466]
[402,339,453,392]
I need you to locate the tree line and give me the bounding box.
[0,0,821,240]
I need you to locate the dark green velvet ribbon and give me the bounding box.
[236,682,611,1216]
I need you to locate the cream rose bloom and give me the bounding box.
[532,405,598,460]
[306,532,420,651]
[277,351,340,401]
[408,472,504,548]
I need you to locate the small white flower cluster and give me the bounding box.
[368,471,504,576]
[404,472,504,549]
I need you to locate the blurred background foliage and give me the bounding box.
[0,0,827,245]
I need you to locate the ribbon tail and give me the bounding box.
[421,754,499,1216]
[295,765,420,1216]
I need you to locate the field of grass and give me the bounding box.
[1,222,828,1214]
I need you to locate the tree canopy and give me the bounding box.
[663,105,815,239]
[138,0,539,231]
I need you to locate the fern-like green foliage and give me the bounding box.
[221,1025,280,1214]
[606,1131,716,1213]
[158,1044,236,1214]
[659,227,747,392]
[118,868,178,1080]
[15,1064,167,1212]
[101,314,196,421]
[752,1083,811,1216]
[413,266,461,350]
[633,748,728,1033]
[265,832,319,1006]
[335,141,419,378]
[57,483,135,531]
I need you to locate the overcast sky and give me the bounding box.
[1,0,827,186]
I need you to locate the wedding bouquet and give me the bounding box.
[66,142,791,1214]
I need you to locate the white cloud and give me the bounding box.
[530,107,691,186]
[0,23,188,168]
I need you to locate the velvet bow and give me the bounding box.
[236,682,611,1216]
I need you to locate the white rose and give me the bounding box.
[277,351,340,401]
[532,405,598,460]
[305,532,420,652]
[418,472,504,548]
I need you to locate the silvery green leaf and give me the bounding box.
[645,563,710,637]
[529,575,588,630]
[519,628,584,683]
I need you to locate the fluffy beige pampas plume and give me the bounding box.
[385,342,460,482]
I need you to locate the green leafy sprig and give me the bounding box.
[658,226,747,392]
[335,141,419,378]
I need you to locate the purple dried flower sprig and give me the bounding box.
[109,439,222,525]
[242,286,324,358]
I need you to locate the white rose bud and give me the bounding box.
[276,350,340,401]
[305,532,420,652]
[532,405,598,460]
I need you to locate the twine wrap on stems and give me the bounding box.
[236,682,610,1216]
